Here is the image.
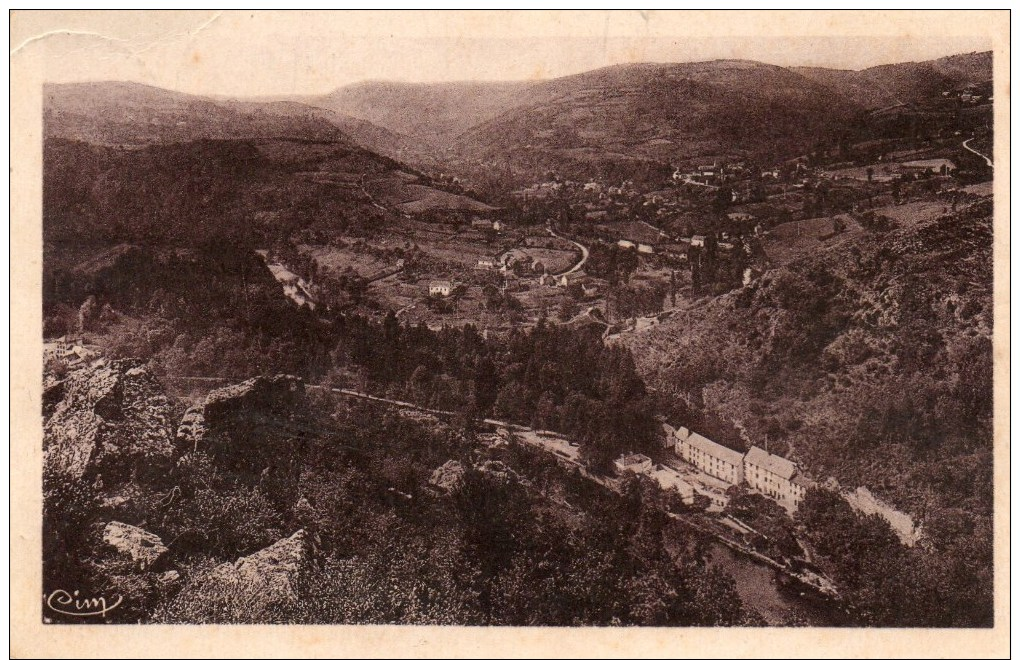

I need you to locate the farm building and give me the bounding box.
[614,453,653,475]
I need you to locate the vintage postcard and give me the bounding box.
[10,9,1010,658]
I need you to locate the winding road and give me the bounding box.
[547,227,589,275]
[962,138,993,168]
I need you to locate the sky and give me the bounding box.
[12,10,995,98]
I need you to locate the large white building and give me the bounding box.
[674,427,744,485]
[670,426,814,511]
[743,446,807,507]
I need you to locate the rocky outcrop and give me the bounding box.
[170,530,315,621]
[173,375,306,455]
[203,374,305,428]
[103,521,168,570]
[429,460,466,494]
[44,359,174,485]
[845,486,921,547]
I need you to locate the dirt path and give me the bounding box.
[962,138,993,167]
[547,227,589,275]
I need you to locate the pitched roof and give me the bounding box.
[744,446,796,480]
[683,432,744,465]
[429,280,452,288]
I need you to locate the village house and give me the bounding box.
[727,212,755,224]
[470,218,504,232]
[691,235,706,248]
[661,422,677,448]
[476,258,496,269]
[428,280,453,297]
[674,427,744,485]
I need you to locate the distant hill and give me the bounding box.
[794,51,992,109]
[452,60,861,181]
[46,81,444,171]
[303,80,535,148]
[45,82,355,145]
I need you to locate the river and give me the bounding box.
[706,543,847,626]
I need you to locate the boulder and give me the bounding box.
[181,375,308,478]
[44,359,174,485]
[429,460,466,494]
[477,459,524,485]
[103,521,168,570]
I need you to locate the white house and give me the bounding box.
[428,280,453,297]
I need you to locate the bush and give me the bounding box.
[158,485,285,559]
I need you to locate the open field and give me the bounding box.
[597,220,668,244]
[298,244,392,278]
[365,173,499,214]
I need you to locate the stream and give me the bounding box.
[706,542,848,626]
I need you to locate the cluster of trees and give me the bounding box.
[341,316,658,471]
[584,242,639,284]
[797,488,992,627]
[689,237,752,295]
[607,281,667,320]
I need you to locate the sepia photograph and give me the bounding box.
[10,8,1010,657]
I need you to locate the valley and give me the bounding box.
[40,49,995,628]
